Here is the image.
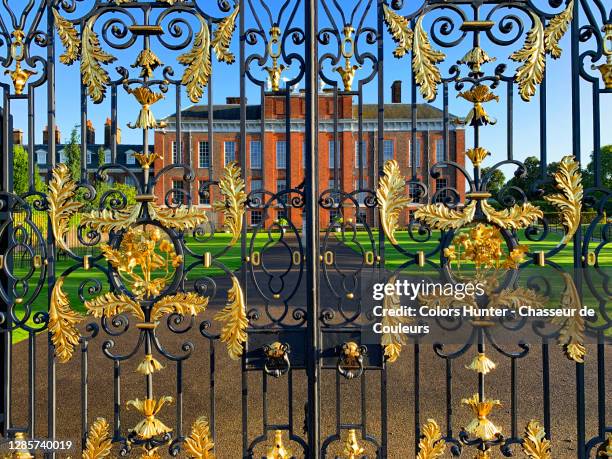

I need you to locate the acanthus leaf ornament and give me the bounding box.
[457,86,499,126]
[543,155,582,245]
[214,161,247,244]
[81,204,142,234]
[465,147,490,168]
[377,160,411,245]
[552,273,586,363]
[82,418,113,459]
[148,202,208,231]
[178,16,212,103]
[412,15,446,102]
[49,277,81,363]
[48,164,84,253]
[416,419,446,459]
[215,275,247,360]
[510,13,546,102]
[380,276,409,363]
[184,417,215,459]
[149,292,209,322]
[85,291,145,321]
[127,86,166,130]
[481,200,543,230]
[544,0,574,59]
[383,4,413,58]
[414,200,477,231]
[212,5,239,64]
[126,396,173,440]
[81,18,117,103]
[53,9,81,65]
[132,49,163,79]
[522,420,552,459]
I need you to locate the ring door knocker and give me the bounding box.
[337,341,367,379]
[263,342,291,378]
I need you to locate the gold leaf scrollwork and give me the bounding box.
[381,276,409,363]
[382,4,413,58]
[214,161,247,245]
[544,155,582,245]
[48,164,83,253]
[148,202,208,231]
[215,275,247,360]
[480,200,543,230]
[552,273,586,363]
[150,292,209,322]
[377,160,411,245]
[544,0,574,59]
[178,16,211,103]
[416,419,446,459]
[184,417,215,459]
[510,13,545,102]
[49,277,81,364]
[82,418,113,459]
[412,15,445,102]
[53,9,81,65]
[522,420,552,459]
[84,291,145,321]
[414,200,476,231]
[212,5,240,64]
[81,18,117,103]
[81,204,142,234]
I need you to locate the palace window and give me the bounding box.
[250,210,263,226]
[276,141,286,169]
[224,141,236,165]
[199,141,210,168]
[250,141,262,169]
[383,140,394,162]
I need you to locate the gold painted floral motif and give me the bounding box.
[459,47,495,75]
[480,200,543,230]
[214,161,247,245]
[127,86,166,130]
[212,5,239,64]
[148,202,208,231]
[48,163,83,253]
[414,200,476,231]
[85,290,144,321]
[137,354,165,376]
[552,273,586,363]
[462,394,502,441]
[544,155,582,245]
[416,419,446,459]
[593,25,612,89]
[377,160,411,245]
[101,226,181,299]
[53,9,80,65]
[49,278,81,363]
[127,396,173,440]
[215,275,247,360]
[544,0,574,59]
[522,420,552,459]
[132,49,163,79]
[5,30,36,95]
[266,430,292,459]
[81,204,142,234]
[412,15,446,101]
[82,418,113,459]
[335,26,360,92]
[465,147,490,168]
[381,276,409,363]
[81,17,117,103]
[134,152,161,169]
[184,417,215,458]
[457,85,499,126]
[465,353,496,375]
[264,26,287,92]
[383,4,413,58]
[179,16,211,103]
[342,429,365,459]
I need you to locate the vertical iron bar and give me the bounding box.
[506,80,513,160]
[28,93,35,190]
[81,338,89,450]
[176,361,183,439]
[413,342,420,455]
[305,0,321,456]
[542,340,551,438]
[28,332,35,436]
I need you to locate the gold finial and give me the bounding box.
[592,24,612,89]
[342,429,365,458]
[457,85,499,126]
[266,430,292,459]
[5,29,36,95]
[465,147,490,167]
[127,86,167,130]
[335,26,360,91]
[265,26,287,92]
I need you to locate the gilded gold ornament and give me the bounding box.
[178,16,212,103]
[150,292,209,322]
[552,273,586,363]
[48,164,83,253]
[264,26,287,92]
[127,396,173,440]
[342,429,365,459]
[212,5,239,64]
[81,18,117,103]
[82,418,113,459]
[85,290,145,321]
[53,9,81,65]
[132,49,163,79]
[481,200,543,230]
[598,433,612,457]
[9,433,33,459]
[457,86,499,126]
[511,13,545,102]
[134,152,161,169]
[266,430,292,459]
[465,353,496,375]
[414,200,476,231]
[383,4,413,58]
[81,204,142,234]
[149,202,208,231]
[215,275,247,360]
[381,276,409,363]
[136,354,165,376]
[412,15,445,101]
[127,86,166,130]
[335,26,360,91]
[416,419,446,459]
[522,420,552,459]
[544,155,582,245]
[462,394,502,441]
[214,161,247,244]
[49,277,81,363]
[465,147,490,168]
[184,417,215,458]
[459,47,496,75]
[544,0,574,58]
[593,25,612,89]
[377,160,411,245]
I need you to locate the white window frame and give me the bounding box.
[224,141,236,165]
[250,140,262,169]
[383,139,394,162]
[198,141,210,168]
[435,139,445,163]
[276,141,286,169]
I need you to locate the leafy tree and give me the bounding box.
[480,166,505,195]
[89,181,137,210]
[506,156,542,196]
[64,126,81,182]
[582,145,612,190]
[12,145,45,196]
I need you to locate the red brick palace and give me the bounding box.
[153,82,466,228]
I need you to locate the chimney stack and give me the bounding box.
[43,126,61,145]
[104,117,121,147]
[391,80,402,103]
[13,129,23,145]
[226,97,241,104]
[86,120,95,144]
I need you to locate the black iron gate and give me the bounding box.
[0,0,610,458]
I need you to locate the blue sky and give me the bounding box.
[10,1,611,173]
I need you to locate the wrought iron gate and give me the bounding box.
[0,0,610,458]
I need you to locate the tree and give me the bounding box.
[506,156,542,196]
[64,126,80,182]
[582,145,612,190]
[90,182,137,210]
[480,166,505,195]
[12,145,45,196]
